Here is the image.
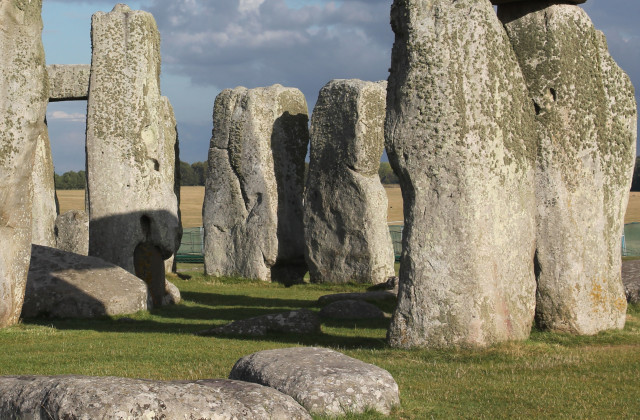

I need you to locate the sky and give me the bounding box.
[42,0,640,173]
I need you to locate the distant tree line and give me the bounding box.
[55,160,401,190]
[632,157,640,191]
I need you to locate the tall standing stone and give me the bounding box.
[31,125,57,248]
[86,4,181,305]
[304,79,395,284]
[203,85,309,284]
[385,0,538,348]
[498,3,636,334]
[0,0,49,328]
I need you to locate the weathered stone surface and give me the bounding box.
[55,210,89,255]
[203,85,309,283]
[499,4,636,334]
[0,0,49,328]
[23,245,149,318]
[31,128,57,248]
[86,4,181,305]
[492,0,585,4]
[163,279,181,305]
[230,347,400,416]
[304,79,395,284]
[0,375,311,419]
[47,64,90,101]
[197,309,320,336]
[622,260,640,304]
[385,0,538,348]
[319,299,385,320]
[318,291,397,306]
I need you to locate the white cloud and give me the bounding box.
[48,110,85,122]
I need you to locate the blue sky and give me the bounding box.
[42,0,640,173]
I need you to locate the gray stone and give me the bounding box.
[0,0,49,328]
[203,85,309,283]
[0,375,311,420]
[55,210,89,255]
[229,347,400,416]
[622,260,640,304]
[492,0,585,4]
[304,79,395,284]
[163,279,181,305]
[385,0,538,348]
[499,4,635,334]
[319,299,385,320]
[318,291,397,306]
[31,127,57,248]
[86,4,181,306]
[197,309,320,336]
[47,64,90,101]
[23,245,149,318]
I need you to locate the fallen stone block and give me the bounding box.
[229,347,400,416]
[197,309,320,336]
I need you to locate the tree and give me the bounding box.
[191,161,208,186]
[632,157,640,191]
[179,161,198,186]
[54,170,86,190]
[378,162,399,185]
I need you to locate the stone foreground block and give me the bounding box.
[0,375,311,419]
[499,3,635,334]
[385,0,538,348]
[304,79,395,284]
[230,347,399,416]
[0,0,49,328]
[47,64,90,101]
[86,4,181,305]
[203,85,309,283]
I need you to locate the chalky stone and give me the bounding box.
[31,128,57,248]
[47,64,90,101]
[385,0,538,348]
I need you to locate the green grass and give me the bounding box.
[1,272,639,419]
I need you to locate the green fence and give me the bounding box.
[389,225,403,262]
[623,222,640,257]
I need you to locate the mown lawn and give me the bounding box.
[1,271,638,419]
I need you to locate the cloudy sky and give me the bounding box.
[42,0,640,173]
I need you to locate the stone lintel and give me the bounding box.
[47,64,90,101]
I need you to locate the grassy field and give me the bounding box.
[2,273,638,419]
[56,185,405,228]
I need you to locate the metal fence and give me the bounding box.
[623,222,640,257]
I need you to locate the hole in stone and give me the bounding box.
[152,158,160,171]
[549,88,557,102]
[140,214,151,239]
[533,100,541,116]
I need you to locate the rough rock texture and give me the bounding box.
[385,0,538,348]
[304,79,395,284]
[86,4,181,306]
[47,64,90,101]
[499,3,636,334]
[31,126,57,247]
[55,210,89,255]
[0,0,49,328]
[23,245,149,318]
[319,299,385,320]
[197,309,320,336]
[163,279,181,305]
[318,291,397,306]
[0,375,311,420]
[203,85,309,283]
[230,347,400,416]
[492,0,585,4]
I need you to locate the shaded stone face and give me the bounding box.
[385,0,538,348]
[203,85,309,283]
[0,0,49,328]
[499,3,636,334]
[86,5,181,287]
[304,79,395,285]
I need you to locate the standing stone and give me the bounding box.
[203,85,309,283]
[86,4,181,305]
[385,0,538,348]
[0,0,49,328]
[498,3,636,334]
[31,125,57,248]
[55,210,89,255]
[304,79,395,284]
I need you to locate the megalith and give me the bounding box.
[385,0,538,348]
[86,4,181,305]
[304,79,395,284]
[203,85,309,283]
[498,3,636,334]
[0,0,49,328]
[55,210,89,255]
[31,126,57,248]
[47,64,90,101]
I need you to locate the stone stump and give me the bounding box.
[304,79,395,284]
[55,210,89,255]
[0,0,49,328]
[385,0,538,348]
[86,4,181,301]
[203,85,309,283]
[498,3,636,334]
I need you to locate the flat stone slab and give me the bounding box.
[197,309,321,336]
[47,64,90,101]
[319,299,385,320]
[229,347,400,416]
[318,291,396,306]
[0,375,311,419]
[23,245,149,318]
[622,259,640,304]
